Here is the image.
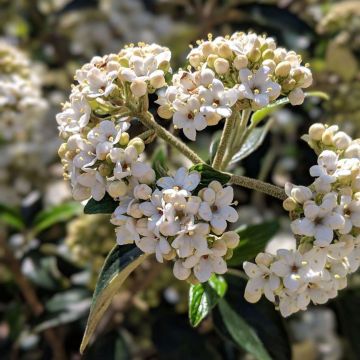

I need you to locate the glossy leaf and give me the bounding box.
[189,275,227,327]
[190,163,231,190]
[80,245,147,353]
[230,119,273,165]
[32,202,82,234]
[218,299,271,360]
[209,131,222,163]
[84,193,118,215]
[228,221,279,266]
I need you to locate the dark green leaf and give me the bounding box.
[230,119,273,165]
[190,164,231,190]
[189,275,227,327]
[80,245,147,353]
[228,221,279,266]
[214,275,291,360]
[218,299,271,360]
[84,193,118,214]
[0,203,25,230]
[32,202,82,234]
[152,144,168,179]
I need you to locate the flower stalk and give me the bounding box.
[229,174,287,200]
[136,111,204,164]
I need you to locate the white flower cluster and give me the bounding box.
[0,40,49,205]
[156,32,312,140]
[244,123,360,317]
[111,168,240,283]
[56,49,169,201]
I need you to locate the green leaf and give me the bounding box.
[80,245,147,353]
[190,164,231,190]
[218,299,271,360]
[251,91,329,125]
[230,119,273,165]
[0,203,25,230]
[189,275,227,327]
[32,202,82,234]
[228,221,279,266]
[214,275,291,360]
[84,193,118,214]
[152,144,168,179]
[209,131,222,163]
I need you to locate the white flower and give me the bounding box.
[338,195,360,234]
[75,169,106,201]
[114,218,140,245]
[173,259,191,281]
[278,291,309,317]
[157,167,201,196]
[238,66,281,109]
[198,181,238,235]
[291,193,345,246]
[243,253,280,303]
[139,189,166,232]
[172,95,207,140]
[270,249,310,292]
[199,79,239,126]
[172,222,210,258]
[284,183,313,204]
[182,239,228,282]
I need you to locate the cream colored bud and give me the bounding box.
[128,203,143,218]
[283,197,297,211]
[202,42,215,57]
[333,131,352,150]
[163,249,176,261]
[273,48,287,63]
[262,49,274,60]
[98,163,113,177]
[58,143,67,158]
[308,123,325,141]
[275,61,291,77]
[214,58,229,74]
[233,55,248,70]
[199,68,215,86]
[108,181,128,198]
[248,48,261,62]
[288,88,305,105]
[322,129,334,146]
[281,78,296,91]
[189,53,202,68]
[118,57,129,67]
[344,143,360,158]
[119,132,130,146]
[218,43,233,58]
[262,59,276,72]
[150,73,166,89]
[128,137,145,154]
[207,54,218,68]
[130,79,147,97]
[157,104,173,119]
[134,184,152,200]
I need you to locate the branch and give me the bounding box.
[229,174,287,200]
[136,111,204,164]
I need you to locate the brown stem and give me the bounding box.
[0,233,66,360]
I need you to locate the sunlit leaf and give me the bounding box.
[80,245,147,353]
[228,221,279,266]
[189,275,227,327]
[0,203,25,230]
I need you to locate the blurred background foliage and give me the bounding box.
[0,0,360,359]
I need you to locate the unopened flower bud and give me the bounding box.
[98,163,113,177]
[128,202,143,218]
[344,143,360,158]
[262,59,276,72]
[333,131,352,150]
[275,61,291,77]
[150,71,166,89]
[207,54,218,68]
[248,48,261,62]
[202,42,215,57]
[107,181,128,198]
[119,132,130,146]
[322,128,335,146]
[218,43,233,58]
[233,55,248,70]
[189,53,202,68]
[157,104,173,119]
[199,68,215,86]
[58,143,67,158]
[283,197,297,211]
[134,184,152,200]
[128,137,145,154]
[262,49,274,60]
[130,79,147,97]
[288,88,305,105]
[214,58,229,74]
[309,123,325,141]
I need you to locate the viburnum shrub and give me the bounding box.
[56,32,359,352]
